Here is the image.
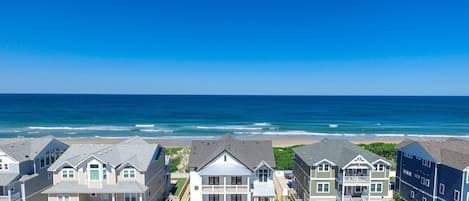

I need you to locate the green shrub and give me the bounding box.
[273,145,302,170]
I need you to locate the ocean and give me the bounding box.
[0,94,469,139]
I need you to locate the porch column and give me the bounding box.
[367,184,371,201]
[341,170,345,201]
[247,177,251,201]
[112,193,115,201]
[139,193,143,201]
[224,177,227,201]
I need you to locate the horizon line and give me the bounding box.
[0,93,468,97]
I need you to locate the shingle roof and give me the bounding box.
[49,137,160,172]
[0,135,61,162]
[398,138,469,170]
[0,173,19,186]
[189,134,276,170]
[293,139,388,168]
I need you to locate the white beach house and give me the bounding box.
[189,134,276,201]
[0,136,69,201]
[43,137,171,201]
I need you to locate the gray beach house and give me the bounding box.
[189,134,276,201]
[43,137,171,201]
[293,139,392,201]
[0,136,69,201]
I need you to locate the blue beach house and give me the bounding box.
[396,138,469,201]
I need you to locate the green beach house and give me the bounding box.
[292,139,392,201]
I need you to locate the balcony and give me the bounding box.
[338,175,370,185]
[201,185,249,194]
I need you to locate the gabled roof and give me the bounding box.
[293,139,388,169]
[398,138,469,170]
[0,135,64,162]
[189,134,276,170]
[49,137,160,172]
[0,173,19,186]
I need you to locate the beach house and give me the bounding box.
[188,134,276,201]
[396,138,469,201]
[293,139,392,201]
[43,137,171,201]
[0,136,69,201]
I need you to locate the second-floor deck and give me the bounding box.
[201,184,249,194]
[338,173,370,185]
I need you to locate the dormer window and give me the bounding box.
[89,164,100,181]
[0,159,7,170]
[123,168,136,179]
[318,163,330,172]
[62,168,74,179]
[259,169,269,182]
[373,164,385,172]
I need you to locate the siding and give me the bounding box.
[310,180,337,197]
[370,179,389,197]
[436,164,463,201]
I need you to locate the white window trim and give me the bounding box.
[318,163,330,172]
[411,191,415,198]
[88,163,101,181]
[316,182,330,193]
[123,168,136,179]
[373,163,385,172]
[439,183,445,195]
[371,182,383,193]
[58,194,70,201]
[62,168,74,179]
[423,197,427,201]
[454,190,460,201]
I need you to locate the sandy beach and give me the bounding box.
[58,136,403,147]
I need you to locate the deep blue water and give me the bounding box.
[0,94,469,139]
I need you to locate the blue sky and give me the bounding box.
[0,0,468,95]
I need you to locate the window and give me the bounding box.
[125,193,137,201]
[3,164,7,170]
[404,152,413,159]
[439,183,445,195]
[62,169,74,179]
[209,194,220,201]
[45,151,50,165]
[373,164,385,172]
[208,176,220,185]
[89,164,100,181]
[455,190,460,201]
[231,194,242,201]
[317,182,330,193]
[194,186,199,191]
[259,169,269,182]
[40,158,45,168]
[224,155,227,162]
[318,163,330,172]
[103,170,107,180]
[58,195,70,201]
[411,191,415,198]
[371,183,383,193]
[422,160,431,168]
[231,176,242,185]
[403,169,412,177]
[123,169,136,179]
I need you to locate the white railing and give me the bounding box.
[338,175,370,184]
[0,196,9,201]
[201,185,249,193]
